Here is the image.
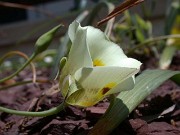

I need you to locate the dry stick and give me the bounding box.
[0,51,37,83]
[97,0,144,26]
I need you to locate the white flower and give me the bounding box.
[59,21,142,107]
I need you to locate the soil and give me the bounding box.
[0,53,180,135]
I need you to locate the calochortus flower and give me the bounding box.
[59,21,142,107]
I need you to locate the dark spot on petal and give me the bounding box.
[102,87,110,95]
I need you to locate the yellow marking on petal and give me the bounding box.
[93,59,105,66]
[101,82,117,95]
[80,100,96,107]
[78,96,102,107]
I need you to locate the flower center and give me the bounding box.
[93,59,105,66]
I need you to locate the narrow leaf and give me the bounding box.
[89,69,180,135]
[165,0,180,35]
[159,46,176,69]
[171,74,180,85]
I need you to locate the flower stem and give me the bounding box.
[0,79,49,91]
[0,53,36,83]
[0,103,66,117]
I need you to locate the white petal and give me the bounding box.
[60,21,93,97]
[104,76,135,96]
[68,21,79,42]
[75,66,138,95]
[86,26,127,66]
[66,87,104,107]
[117,58,142,69]
[60,75,71,97]
[60,74,79,98]
[63,22,93,75]
[65,67,139,107]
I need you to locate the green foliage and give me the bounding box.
[113,10,152,53]
[165,0,180,35]
[159,0,180,69]
[159,46,176,69]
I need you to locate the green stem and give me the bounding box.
[0,53,36,83]
[0,103,66,117]
[0,79,48,91]
[127,34,180,55]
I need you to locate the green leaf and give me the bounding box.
[135,14,148,30]
[159,46,176,69]
[135,29,145,43]
[171,74,180,85]
[89,69,180,135]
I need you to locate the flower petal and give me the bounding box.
[104,76,135,96]
[60,75,71,97]
[75,67,138,91]
[86,26,127,66]
[68,21,79,42]
[66,77,135,107]
[60,74,80,98]
[66,87,100,107]
[66,66,139,107]
[62,21,93,75]
[60,21,93,98]
[117,58,142,69]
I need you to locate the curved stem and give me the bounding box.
[0,51,37,83]
[0,103,66,117]
[0,53,36,83]
[127,34,180,55]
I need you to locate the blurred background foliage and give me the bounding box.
[0,0,179,73]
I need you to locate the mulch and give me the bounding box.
[0,53,179,135]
